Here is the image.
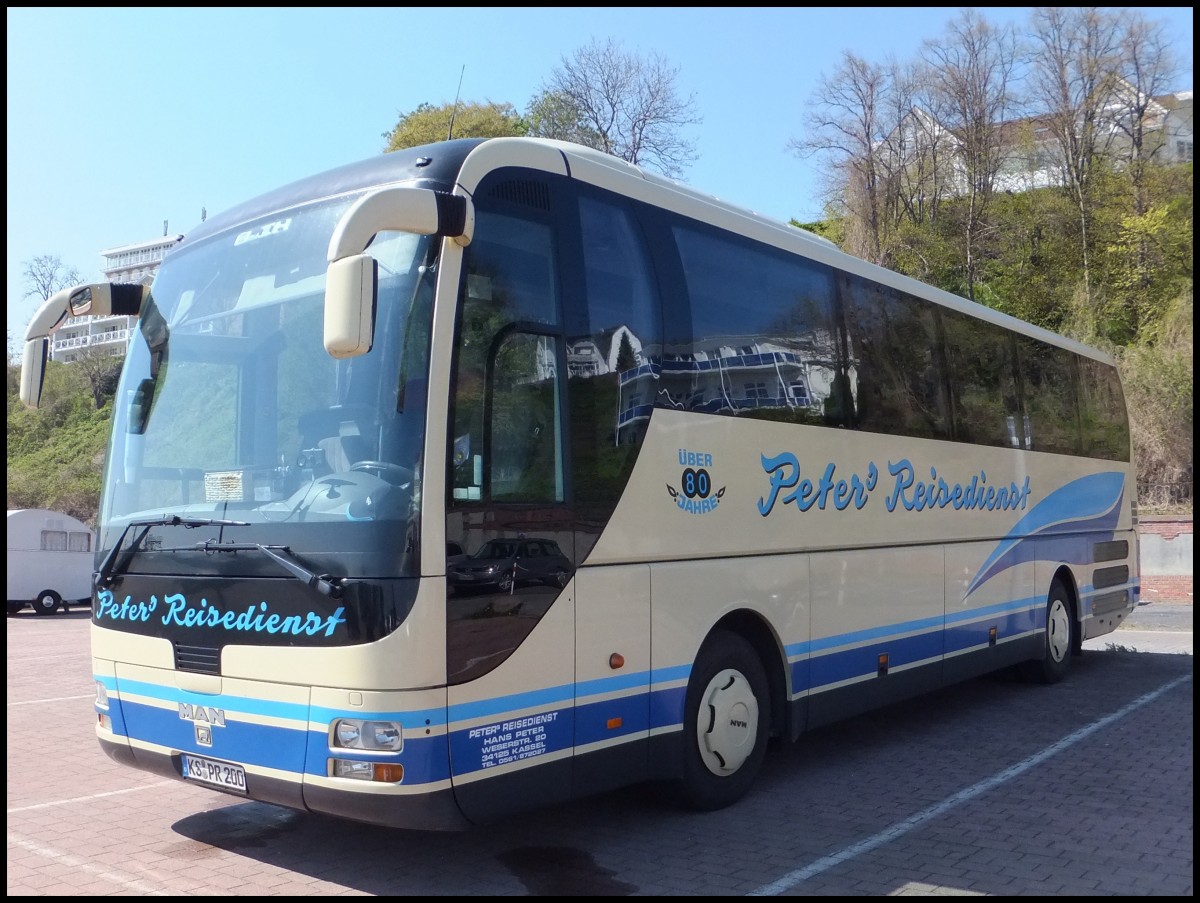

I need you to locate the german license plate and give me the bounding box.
[181,753,248,793]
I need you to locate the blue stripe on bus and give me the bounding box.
[572,693,651,745]
[446,682,574,724]
[117,696,310,773]
[96,567,1136,780]
[113,677,311,723]
[806,628,945,690]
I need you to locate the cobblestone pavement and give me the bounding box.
[7,607,1193,896]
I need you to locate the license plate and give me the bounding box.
[181,753,248,794]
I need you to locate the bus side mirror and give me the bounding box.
[324,255,378,359]
[67,282,145,318]
[19,338,48,408]
[323,186,473,360]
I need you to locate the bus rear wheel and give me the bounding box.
[32,590,63,616]
[678,629,769,811]
[1020,580,1074,684]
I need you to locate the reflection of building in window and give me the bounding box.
[654,335,837,417]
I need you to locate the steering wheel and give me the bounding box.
[350,461,412,487]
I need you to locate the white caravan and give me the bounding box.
[6,509,95,615]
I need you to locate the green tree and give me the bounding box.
[7,359,113,525]
[383,101,525,151]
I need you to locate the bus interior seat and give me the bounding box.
[299,407,372,473]
[319,421,370,473]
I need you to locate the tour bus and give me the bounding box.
[20,137,1139,830]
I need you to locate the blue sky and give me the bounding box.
[6,7,1193,348]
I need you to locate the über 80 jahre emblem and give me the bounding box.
[667,448,725,515]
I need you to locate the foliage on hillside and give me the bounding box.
[7,360,113,527]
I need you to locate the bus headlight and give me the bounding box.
[95,680,109,709]
[331,718,403,751]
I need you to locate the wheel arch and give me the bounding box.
[708,609,788,740]
[1050,565,1082,655]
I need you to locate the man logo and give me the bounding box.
[179,702,226,727]
[179,702,225,747]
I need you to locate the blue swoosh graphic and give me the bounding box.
[968,472,1124,595]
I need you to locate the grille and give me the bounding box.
[174,643,221,675]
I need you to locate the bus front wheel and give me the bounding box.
[678,629,769,811]
[32,590,63,616]
[1020,580,1074,684]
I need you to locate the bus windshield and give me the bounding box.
[98,194,439,579]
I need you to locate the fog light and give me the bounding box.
[97,713,112,731]
[331,759,374,780]
[330,759,404,783]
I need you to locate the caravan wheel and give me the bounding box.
[32,590,63,616]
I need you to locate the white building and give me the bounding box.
[50,232,182,362]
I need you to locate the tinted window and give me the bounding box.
[1016,336,1081,455]
[840,274,950,440]
[942,308,1022,448]
[1078,356,1130,461]
[670,224,844,426]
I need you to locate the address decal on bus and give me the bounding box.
[757,453,1032,517]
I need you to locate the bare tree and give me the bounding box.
[71,345,125,410]
[529,38,701,178]
[15,254,82,360]
[923,9,1020,302]
[22,254,81,305]
[1112,11,1178,216]
[1027,6,1126,308]
[791,51,896,263]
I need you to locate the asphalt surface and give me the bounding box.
[7,602,1192,896]
[1081,600,1193,655]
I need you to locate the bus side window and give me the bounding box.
[489,332,565,503]
[1015,336,1082,456]
[450,203,565,504]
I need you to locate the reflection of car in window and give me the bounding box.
[448,538,572,592]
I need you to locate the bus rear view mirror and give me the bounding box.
[324,254,378,359]
[19,338,47,408]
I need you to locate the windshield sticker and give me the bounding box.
[758,453,1032,517]
[667,448,726,515]
[96,589,346,637]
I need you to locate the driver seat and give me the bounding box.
[320,421,370,473]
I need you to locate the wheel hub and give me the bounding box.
[696,667,759,776]
[1047,598,1070,663]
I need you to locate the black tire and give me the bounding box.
[678,629,769,811]
[7,601,25,616]
[32,589,63,616]
[1020,580,1074,684]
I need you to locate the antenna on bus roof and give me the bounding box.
[447,65,465,141]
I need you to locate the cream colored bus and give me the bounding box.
[20,137,1139,829]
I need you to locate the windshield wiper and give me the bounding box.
[197,540,344,598]
[96,516,250,589]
